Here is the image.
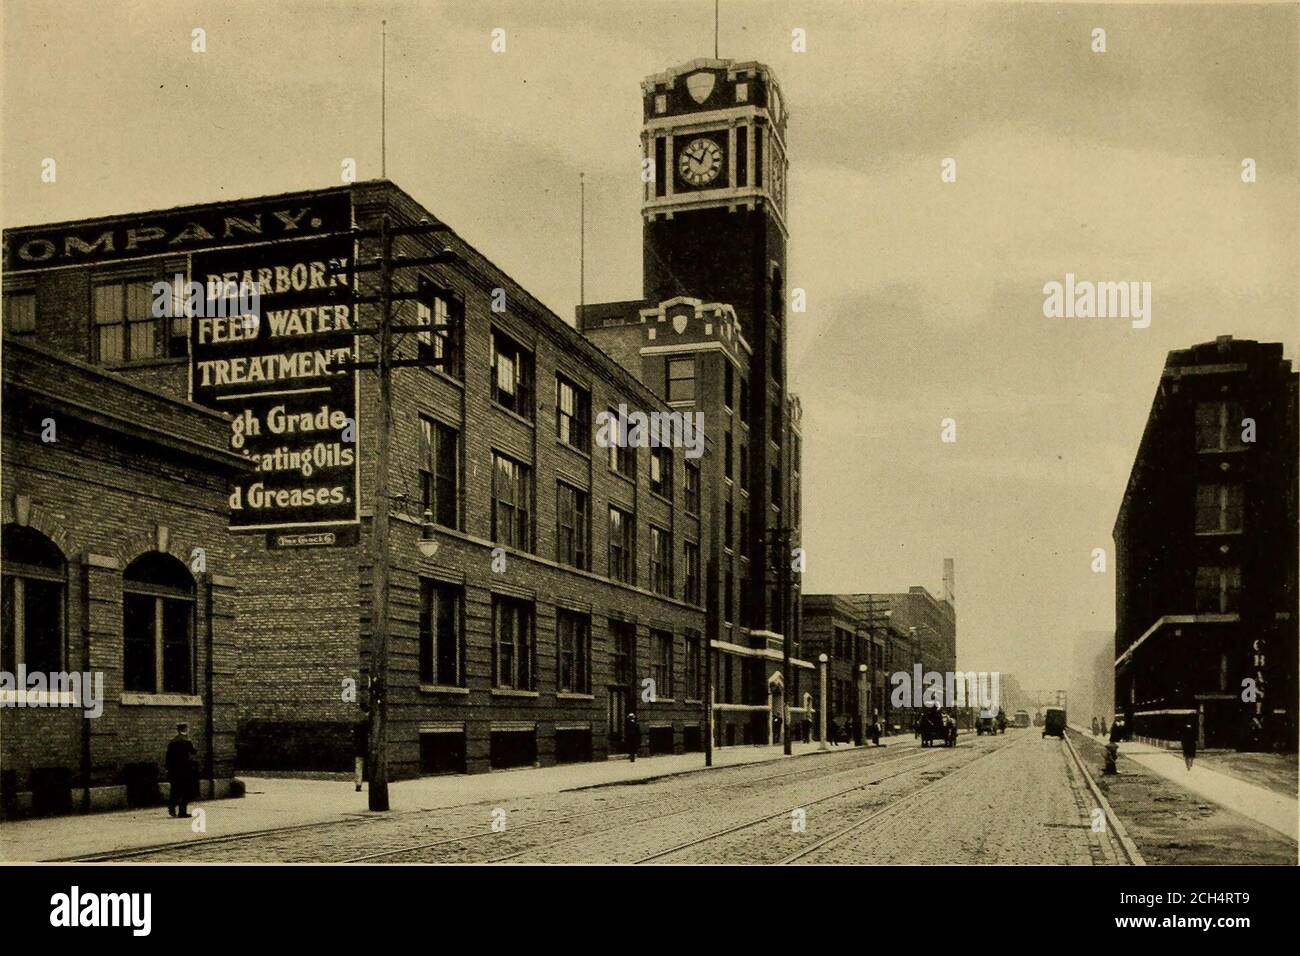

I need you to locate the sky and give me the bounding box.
[3,0,1297,688]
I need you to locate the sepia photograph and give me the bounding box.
[1,0,1296,935]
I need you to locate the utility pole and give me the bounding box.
[366,214,394,812]
[330,214,458,813]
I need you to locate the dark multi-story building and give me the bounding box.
[1,338,248,816]
[1114,336,1298,750]
[3,180,710,779]
[580,58,807,747]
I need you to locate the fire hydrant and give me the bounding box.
[1104,743,1119,775]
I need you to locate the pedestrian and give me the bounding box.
[165,722,198,818]
[1099,716,1108,738]
[1090,717,1100,736]
[870,709,882,746]
[353,713,368,792]
[772,712,782,745]
[828,716,839,746]
[1181,716,1197,771]
[803,716,812,743]
[624,711,640,763]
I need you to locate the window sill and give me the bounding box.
[424,366,465,388]
[649,491,673,506]
[103,356,187,371]
[491,688,539,698]
[649,698,676,704]
[490,401,536,428]
[420,684,469,695]
[1194,530,1244,537]
[684,698,704,705]
[557,692,595,701]
[121,693,202,707]
[555,438,592,460]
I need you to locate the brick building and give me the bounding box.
[579,58,809,748]
[1,338,247,816]
[1114,336,1297,750]
[3,180,709,778]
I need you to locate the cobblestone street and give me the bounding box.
[72,729,1129,864]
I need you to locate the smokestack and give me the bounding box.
[942,558,955,606]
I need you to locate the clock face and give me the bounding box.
[678,137,723,187]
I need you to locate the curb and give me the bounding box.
[1064,730,1146,866]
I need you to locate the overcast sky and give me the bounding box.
[4,0,1297,688]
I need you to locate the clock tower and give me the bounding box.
[640,57,798,661]
[641,58,789,348]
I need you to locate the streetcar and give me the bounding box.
[1013,709,1030,729]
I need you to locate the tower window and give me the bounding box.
[735,82,749,103]
[755,130,764,188]
[736,126,748,187]
[667,357,695,402]
[655,137,667,198]
[655,94,667,114]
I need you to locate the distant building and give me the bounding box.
[1114,336,1298,750]
[1068,629,1115,727]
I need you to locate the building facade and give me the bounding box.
[3,180,710,778]
[1114,336,1297,751]
[579,58,809,747]
[0,338,247,816]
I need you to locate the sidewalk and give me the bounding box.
[2,738,853,862]
[1115,738,1298,842]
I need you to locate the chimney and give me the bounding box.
[942,558,955,606]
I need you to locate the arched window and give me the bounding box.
[123,552,195,695]
[1,525,67,674]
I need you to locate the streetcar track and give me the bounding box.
[483,744,948,864]
[339,742,934,864]
[630,737,1001,864]
[774,731,1026,864]
[76,745,872,863]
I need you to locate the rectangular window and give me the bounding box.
[94,278,168,364]
[1195,484,1244,534]
[739,443,749,492]
[724,362,734,410]
[650,630,673,699]
[755,130,764,188]
[684,631,702,701]
[650,526,672,597]
[684,541,701,605]
[684,461,701,515]
[557,610,591,694]
[724,569,734,624]
[608,505,635,584]
[739,499,749,555]
[654,137,666,198]
[556,482,589,570]
[724,430,733,479]
[123,592,192,694]
[667,357,695,402]
[491,452,532,551]
[1195,401,1246,452]
[771,400,782,445]
[606,408,637,479]
[736,126,748,187]
[419,418,459,529]
[492,595,534,690]
[3,290,36,334]
[416,278,463,377]
[650,446,673,498]
[612,621,634,685]
[1194,566,1242,614]
[419,580,463,686]
[771,466,781,508]
[1,573,63,675]
[491,329,534,418]
[725,488,733,542]
[556,375,591,452]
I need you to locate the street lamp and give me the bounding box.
[416,508,439,558]
[858,663,868,747]
[818,653,829,751]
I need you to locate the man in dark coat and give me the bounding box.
[1181,716,1198,771]
[353,715,369,792]
[624,711,640,763]
[165,722,198,818]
